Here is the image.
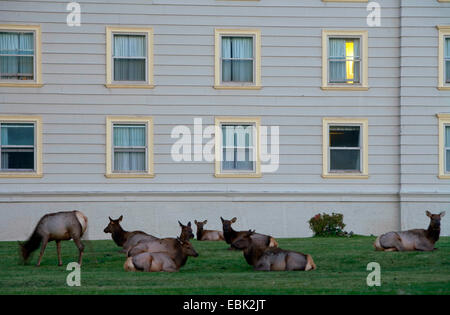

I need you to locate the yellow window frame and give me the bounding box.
[322,118,369,179]
[437,113,450,179]
[214,29,261,90]
[105,27,154,89]
[106,116,154,178]
[215,117,261,178]
[0,116,42,178]
[437,26,450,90]
[322,30,369,91]
[0,25,42,87]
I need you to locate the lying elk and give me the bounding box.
[232,230,316,271]
[178,221,194,242]
[124,238,198,272]
[220,217,278,249]
[19,210,88,267]
[103,215,158,252]
[374,211,446,252]
[194,220,224,241]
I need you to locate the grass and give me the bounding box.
[0,236,449,294]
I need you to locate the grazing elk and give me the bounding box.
[178,221,194,242]
[103,215,158,252]
[124,238,198,272]
[19,210,88,267]
[374,211,446,252]
[232,230,316,271]
[194,220,224,241]
[220,217,278,249]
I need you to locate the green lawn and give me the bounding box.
[0,236,449,294]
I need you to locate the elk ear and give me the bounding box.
[187,221,191,227]
[194,220,198,224]
[231,217,237,223]
[426,211,432,218]
[178,221,183,227]
[203,220,208,225]
[118,215,123,222]
[108,216,113,221]
[440,211,446,218]
[220,217,224,223]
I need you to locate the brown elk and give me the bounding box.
[124,238,198,272]
[232,230,316,271]
[194,220,224,241]
[374,211,446,252]
[178,221,194,242]
[19,210,88,267]
[220,217,278,249]
[103,215,158,252]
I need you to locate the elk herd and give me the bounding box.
[18,210,445,273]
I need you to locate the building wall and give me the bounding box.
[0,0,446,240]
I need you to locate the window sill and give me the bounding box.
[437,86,450,91]
[105,84,154,89]
[438,175,450,179]
[0,82,43,88]
[322,173,369,179]
[215,173,262,178]
[0,172,43,178]
[321,86,369,91]
[105,173,155,178]
[214,85,261,90]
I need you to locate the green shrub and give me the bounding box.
[308,212,350,237]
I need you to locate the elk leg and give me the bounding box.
[56,241,62,266]
[72,236,85,266]
[36,236,49,267]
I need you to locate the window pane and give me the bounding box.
[0,32,34,55]
[0,32,34,80]
[221,124,254,171]
[329,61,346,83]
[446,126,450,147]
[114,151,145,171]
[114,59,145,81]
[1,123,34,145]
[0,56,34,79]
[221,37,253,83]
[113,125,146,147]
[330,149,360,171]
[114,35,145,57]
[329,126,360,147]
[222,148,254,171]
[447,149,450,173]
[329,38,360,84]
[222,125,253,147]
[1,151,34,170]
[446,60,450,83]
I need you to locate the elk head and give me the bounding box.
[426,211,446,230]
[179,221,194,240]
[104,215,123,233]
[194,219,208,230]
[231,230,255,250]
[177,238,199,257]
[220,217,237,233]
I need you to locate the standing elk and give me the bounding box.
[232,230,316,271]
[194,220,224,241]
[103,215,158,252]
[374,211,446,252]
[19,210,88,267]
[124,238,198,272]
[178,221,194,242]
[220,217,278,249]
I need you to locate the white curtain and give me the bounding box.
[113,35,146,81]
[113,125,146,171]
[0,32,34,79]
[222,37,253,82]
[446,38,450,82]
[329,38,360,83]
[222,125,253,171]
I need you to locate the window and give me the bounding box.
[214,29,261,89]
[215,117,261,177]
[322,30,368,90]
[0,25,42,87]
[0,116,42,177]
[437,26,450,90]
[322,118,368,178]
[437,114,450,178]
[105,27,154,88]
[106,116,154,178]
